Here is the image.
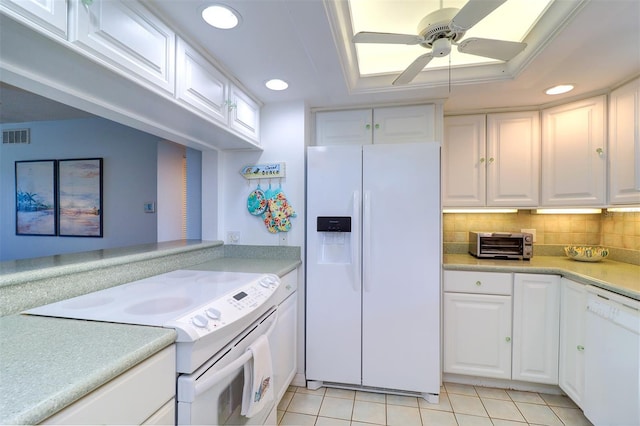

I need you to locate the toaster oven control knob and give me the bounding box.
[191,314,208,328]
[524,235,532,242]
[205,307,221,320]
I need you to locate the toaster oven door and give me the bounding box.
[479,237,523,257]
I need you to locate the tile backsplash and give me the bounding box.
[443,211,640,258]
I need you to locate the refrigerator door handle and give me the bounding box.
[352,191,361,292]
[363,190,371,292]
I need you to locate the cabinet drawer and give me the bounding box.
[444,271,512,295]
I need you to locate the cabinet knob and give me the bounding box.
[365,124,371,130]
[488,157,495,163]
[479,157,486,163]
[475,281,482,286]
[596,148,604,156]
[505,337,511,342]
[375,123,380,130]
[577,345,585,351]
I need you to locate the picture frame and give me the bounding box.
[15,160,57,236]
[58,158,103,237]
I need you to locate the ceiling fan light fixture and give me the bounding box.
[201,4,240,29]
[545,84,574,95]
[265,79,289,91]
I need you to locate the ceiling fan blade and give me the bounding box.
[457,38,527,61]
[392,54,434,86]
[450,0,507,31]
[353,31,424,45]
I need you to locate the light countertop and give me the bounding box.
[0,315,176,425]
[444,254,640,300]
[0,242,301,425]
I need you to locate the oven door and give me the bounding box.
[177,308,278,426]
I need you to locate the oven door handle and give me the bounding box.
[193,311,279,397]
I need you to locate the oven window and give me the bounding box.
[480,237,523,255]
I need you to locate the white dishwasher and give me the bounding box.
[583,285,640,426]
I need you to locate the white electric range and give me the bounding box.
[24,269,282,374]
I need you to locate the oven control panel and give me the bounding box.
[170,274,280,338]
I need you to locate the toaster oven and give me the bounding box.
[469,231,533,260]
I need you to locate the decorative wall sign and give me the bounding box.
[240,163,286,180]
[15,160,57,236]
[58,158,103,237]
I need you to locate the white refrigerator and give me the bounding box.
[306,142,441,399]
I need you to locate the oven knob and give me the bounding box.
[191,314,208,328]
[205,308,221,320]
[524,235,532,242]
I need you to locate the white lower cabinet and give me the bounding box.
[512,273,560,385]
[444,271,561,385]
[444,271,513,379]
[558,277,586,408]
[42,345,176,425]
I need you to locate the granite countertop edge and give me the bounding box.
[443,254,640,300]
[0,240,224,287]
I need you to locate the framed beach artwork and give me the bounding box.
[15,160,57,236]
[58,158,103,237]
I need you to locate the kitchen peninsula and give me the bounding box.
[0,241,301,425]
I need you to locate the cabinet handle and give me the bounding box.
[475,280,482,286]
[505,337,511,342]
[224,100,237,111]
[365,124,371,130]
[577,345,585,351]
[596,148,604,156]
[488,157,495,164]
[374,123,380,130]
[479,157,486,164]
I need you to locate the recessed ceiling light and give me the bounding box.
[545,84,574,95]
[201,4,240,29]
[265,79,289,91]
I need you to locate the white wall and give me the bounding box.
[218,101,307,249]
[0,117,159,260]
[157,141,185,242]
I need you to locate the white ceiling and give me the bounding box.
[146,0,640,113]
[1,0,638,123]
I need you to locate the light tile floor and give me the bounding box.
[277,382,593,426]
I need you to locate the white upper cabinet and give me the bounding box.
[442,115,486,207]
[0,0,67,37]
[372,105,436,144]
[176,39,229,125]
[70,0,176,94]
[541,96,606,206]
[443,111,539,207]
[229,84,260,143]
[316,109,372,145]
[486,112,540,206]
[608,77,640,205]
[315,105,436,146]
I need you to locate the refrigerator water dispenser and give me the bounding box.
[317,217,352,264]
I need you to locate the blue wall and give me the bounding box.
[1,117,159,260]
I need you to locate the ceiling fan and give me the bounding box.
[352,0,528,85]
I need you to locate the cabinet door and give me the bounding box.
[443,292,512,379]
[70,0,176,93]
[443,115,486,207]
[0,0,67,37]
[609,77,640,204]
[176,39,229,125]
[541,96,606,206]
[559,277,586,408]
[372,105,435,144]
[270,291,297,402]
[487,111,540,206]
[512,274,560,384]
[315,109,372,145]
[229,84,260,143]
